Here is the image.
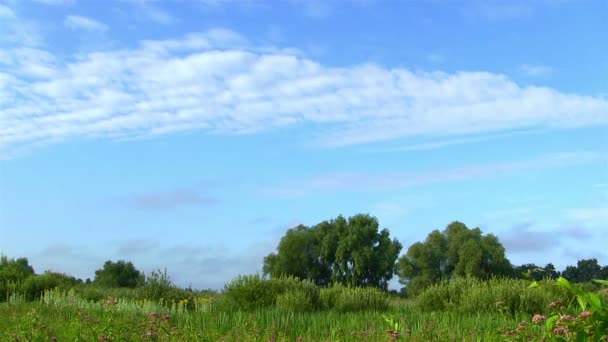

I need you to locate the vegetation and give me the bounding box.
[395,221,513,296]
[263,214,402,290]
[1,216,607,340]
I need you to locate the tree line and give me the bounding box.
[262,214,608,296]
[1,214,607,298]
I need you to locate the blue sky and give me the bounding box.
[0,0,607,289]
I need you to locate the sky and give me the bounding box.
[0,0,607,290]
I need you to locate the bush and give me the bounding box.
[21,272,78,300]
[276,289,317,312]
[415,277,572,315]
[320,284,389,312]
[222,274,321,311]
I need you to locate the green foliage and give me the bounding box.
[93,260,144,288]
[263,214,402,289]
[222,274,320,311]
[0,255,35,301]
[396,221,513,296]
[319,284,389,312]
[502,277,608,341]
[415,277,571,315]
[20,272,78,300]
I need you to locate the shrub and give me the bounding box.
[415,277,571,315]
[276,289,317,312]
[320,284,389,312]
[21,272,78,300]
[223,274,321,311]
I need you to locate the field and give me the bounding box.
[2,277,607,341]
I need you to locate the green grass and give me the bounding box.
[0,293,533,341]
[2,277,606,341]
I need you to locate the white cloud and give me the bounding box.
[1,28,608,157]
[64,15,108,32]
[520,64,553,77]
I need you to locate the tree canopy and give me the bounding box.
[94,260,144,288]
[395,221,512,296]
[263,214,402,290]
[0,255,35,284]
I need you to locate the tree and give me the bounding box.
[0,255,35,283]
[561,265,579,282]
[263,214,402,290]
[599,266,608,280]
[94,260,143,288]
[396,221,512,296]
[576,258,601,282]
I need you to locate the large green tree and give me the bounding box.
[263,214,402,290]
[396,221,512,296]
[94,260,144,288]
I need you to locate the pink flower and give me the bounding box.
[553,327,568,335]
[578,311,591,319]
[495,301,505,306]
[532,314,547,324]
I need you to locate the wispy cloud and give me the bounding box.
[564,207,608,225]
[0,3,16,18]
[1,27,608,158]
[64,15,108,32]
[363,129,542,153]
[263,151,604,197]
[520,64,553,77]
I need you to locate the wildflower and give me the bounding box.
[553,327,568,335]
[532,314,547,323]
[557,314,574,324]
[405,329,412,335]
[549,301,562,309]
[163,313,170,321]
[578,311,591,319]
[495,301,505,306]
[148,311,158,319]
[604,288,608,295]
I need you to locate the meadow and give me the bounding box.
[2,275,607,341]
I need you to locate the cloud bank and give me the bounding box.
[1,24,608,157]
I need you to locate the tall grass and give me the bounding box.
[414,276,572,315]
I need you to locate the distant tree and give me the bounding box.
[543,263,559,279]
[598,266,608,280]
[562,265,579,282]
[0,255,35,283]
[263,214,402,290]
[576,258,601,282]
[396,221,512,296]
[94,260,144,288]
[514,263,545,280]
